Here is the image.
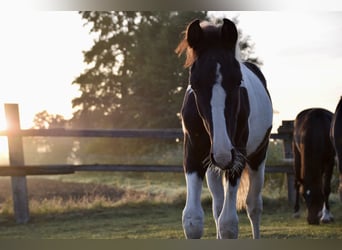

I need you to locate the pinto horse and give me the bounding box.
[331,97,342,202]
[176,19,273,239]
[293,108,335,224]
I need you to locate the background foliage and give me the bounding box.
[24,11,265,166]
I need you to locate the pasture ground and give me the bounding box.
[0,172,341,239]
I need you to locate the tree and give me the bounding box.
[70,12,263,164]
[72,11,208,129]
[73,12,262,130]
[24,111,75,164]
[33,111,67,129]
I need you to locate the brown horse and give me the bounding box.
[293,108,335,224]
[331,97,342,202]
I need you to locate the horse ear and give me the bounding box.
[186,19,202,49]
[221,18,238,50]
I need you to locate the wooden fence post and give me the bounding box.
[4,104,30,223]
[277,120,295,206]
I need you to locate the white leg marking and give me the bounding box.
[206,168,224,238]
[218,178,240,239]
[246,162,265,239]
[320,203,334,223]
[210,63,233,167]
[183,173,204,239]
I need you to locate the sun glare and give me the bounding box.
[0,137,9,165]
[0,108,8,131]
[0,107,9,164]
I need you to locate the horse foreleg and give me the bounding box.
[217,177,240,239]
[206,168,224,238]
[321,162,334,223]
[183,172,204,239]
[293,182,301,218]
[246,163,265,239]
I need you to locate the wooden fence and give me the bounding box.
[0,104,294,224]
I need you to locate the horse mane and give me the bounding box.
[175,37,194,68]
[175,21,219,68]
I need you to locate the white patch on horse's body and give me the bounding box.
[320,202,334,223]
[210,63,233,167]
[235,42,242,62]
[182,173,204,239]
[240,63,273,155]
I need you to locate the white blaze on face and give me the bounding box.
[210,63,233,168]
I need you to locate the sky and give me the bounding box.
[214,11,342,130]
[0,11,341,133]
[0,11,93,129]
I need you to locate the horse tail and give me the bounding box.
[237,167,249,210]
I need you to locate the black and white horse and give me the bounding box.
[331,97,342,202]
[293,108,335,224]
[176,19,273,239]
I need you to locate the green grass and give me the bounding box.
[0,195,341,239]
[0,171,342,239]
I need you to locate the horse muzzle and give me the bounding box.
[211,149,245,170]
[211,150,233,170]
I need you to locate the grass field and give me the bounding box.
[0,171,342,239]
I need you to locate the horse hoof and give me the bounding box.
[321,217,334,224]
[293,212,300,219]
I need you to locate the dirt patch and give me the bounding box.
[0,177,151,203]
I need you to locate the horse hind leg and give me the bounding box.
[246,162,265,239]
[292,141,302,218]
[337,155,342,202]
[340,172,342,203]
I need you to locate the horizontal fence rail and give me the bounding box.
[0,163,294,176]
[0,103,295,224]
[0,128,286,140]
[0,128,184,139]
